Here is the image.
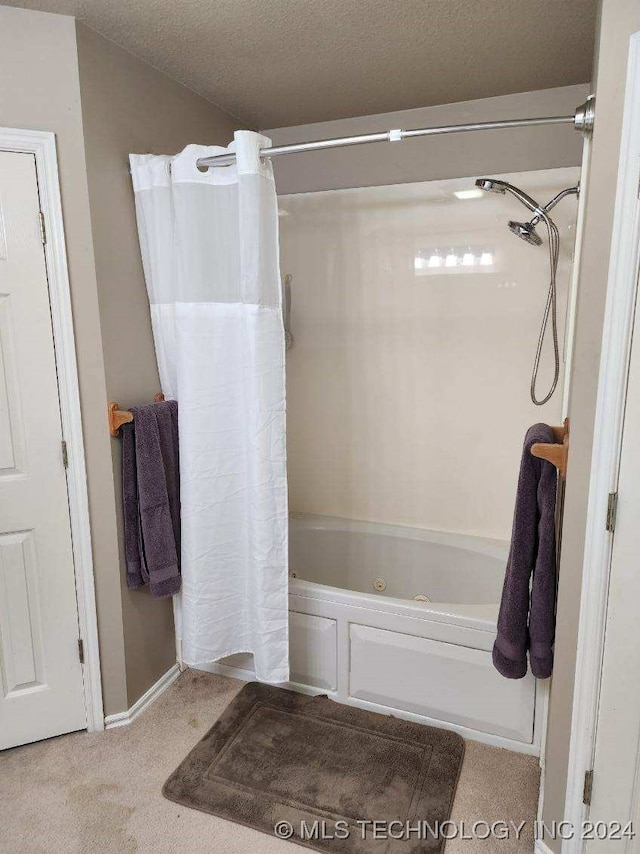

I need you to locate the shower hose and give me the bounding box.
[530,211,561,406]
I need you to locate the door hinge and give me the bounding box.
[583,769,594,805]
[606,491,618,532]
[78,638,85,665]
[61,439,69,469]
[38,210,46,245]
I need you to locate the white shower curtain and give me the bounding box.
[130,132,289,683]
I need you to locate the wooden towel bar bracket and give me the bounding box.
[108,394,165,437]
[531,417,569,479]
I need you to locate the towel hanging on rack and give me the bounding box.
[120,398,181,599]
[493,422,562,679]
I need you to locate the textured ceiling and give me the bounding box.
[5,0,597,127]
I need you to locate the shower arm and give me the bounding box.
[529,185,580,225]
[543,185,580,212]
[476,179,580,222]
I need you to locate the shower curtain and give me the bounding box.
[129,132,289,683]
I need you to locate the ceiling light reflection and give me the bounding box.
[414,247,496,276]
[453,189,485,200]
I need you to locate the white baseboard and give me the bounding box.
[104,663,181,729]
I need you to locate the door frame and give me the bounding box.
[562,31,640,851]
[0,127,104,733]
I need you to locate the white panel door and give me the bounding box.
[0,150,86,749]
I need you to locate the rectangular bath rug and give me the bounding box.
[163,682,465,852]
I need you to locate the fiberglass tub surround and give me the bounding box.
[281,166,578,541]
[209,167,578,754]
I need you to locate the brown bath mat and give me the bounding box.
[163,682,464,852]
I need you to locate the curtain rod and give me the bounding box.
[196,98,595,170]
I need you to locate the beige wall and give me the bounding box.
[280,167,579,539]
[75,23,240,707]
[0,6,242,715]
[263,84,590,194]
[0,6,128,716]
[542,0,640,842]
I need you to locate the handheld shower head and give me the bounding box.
[508,220,543,247]
[475,177,541,215]
[475,178,507,194]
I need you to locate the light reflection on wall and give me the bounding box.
[415,247,495,274]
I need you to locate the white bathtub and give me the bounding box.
[204,514,541,754]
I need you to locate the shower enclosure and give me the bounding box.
[208,166,580,754]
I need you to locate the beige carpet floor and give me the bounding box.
[0,670,540,853]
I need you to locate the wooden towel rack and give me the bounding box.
[531,418,569,479]
[108,394,165,437]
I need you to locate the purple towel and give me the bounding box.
[493,423,558,679]
[121,421,144,590]
[122,400,181,599]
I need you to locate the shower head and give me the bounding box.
[475,178,507,194]
[508,219,543,247]
[475,177,541,215]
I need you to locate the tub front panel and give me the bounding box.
[349,624,535,743]
[220,610,338,693]
[289,611,337,691]
[209,586,539,753]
